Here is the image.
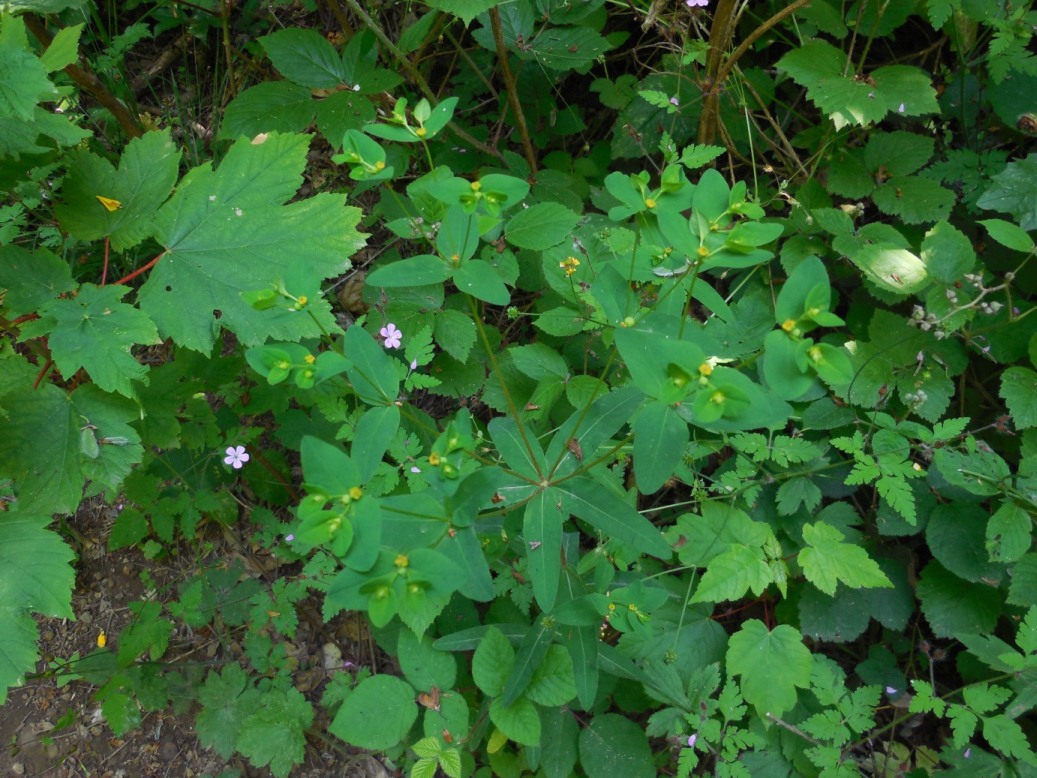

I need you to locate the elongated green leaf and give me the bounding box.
[489,416,546,479]
[438,526,494,601]
[524,489,565,612]
[300,436,359,494]
[367,255,453,288]
[567,477,671,558]
[632,400,688,493]
[345,324,400,404]
[501,620,555,706]
[454,260,510,305]
[352,405,400,481]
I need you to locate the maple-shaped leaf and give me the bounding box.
[55,129,182,251]
[22,284,159,397]
[0,513,76,704]
[800,521,893,596]
[138,132,366,352]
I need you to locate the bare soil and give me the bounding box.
[0,499,393,778]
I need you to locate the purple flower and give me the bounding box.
[898,102,906,113]
[224,445,249,469]
[380,323,403,349]
[410,359,418,371]
[687,734,698,748]
[669,96,679,106]
[686,0,708,6]
[285,533,295,542]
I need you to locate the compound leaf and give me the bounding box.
[800,521,892,595]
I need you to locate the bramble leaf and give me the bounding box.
[800,522,892,596]
[727,620,813,717]
[23,284,158,397]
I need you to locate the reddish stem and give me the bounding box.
[101,237,110,286]
[33,359,54,389]
[112,252,165,286]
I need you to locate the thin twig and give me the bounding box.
[489,7,538,173]
[24,14,142,139]
[698,0,812,146]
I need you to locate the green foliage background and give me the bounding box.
[1,0,1037,775]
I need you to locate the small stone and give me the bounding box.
[158,738,179,761]
[322,642,343,670]
[10,763,24,775]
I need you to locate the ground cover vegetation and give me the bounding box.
[1,0,1036,775]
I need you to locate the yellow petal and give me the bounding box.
[97,629,107,648]
[95,195,122,212]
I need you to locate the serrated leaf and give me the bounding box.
[23,284,158,396]
[776,476,822,515]
[0,245,76,315]
[0,515,76,703]
[196,664,258,758]
[800,522,893,595]
[261,28,347,89]
[527,26,612,73]
[921,220,975,284]
[977,154,1037,231]
[979,218,1035,253]
[472,626,514,697]
[219,81,315,140]
[692,545,772,603]
[727,620,813,717]
[506,202,580,250]
[39,22,83,72]
[872,176,956,225]
[427,0,500,26]
[237,686,313,778]
[680,143,725,169]
[578,714,656,778]
[986,502,1032,563]
[984,714,1037,764]
[525,644,577,706]
[56,129,182,251]
[0,40,55,120]
[917,561,1003,637]
[798,586,871,643]
[139,132,365,352]
[329,674,417,750]
[1000,366,1037,430]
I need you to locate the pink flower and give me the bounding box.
[224,445,249,469]
[686,0,708,6]
[380,323,402,349]
[669,97,679,106]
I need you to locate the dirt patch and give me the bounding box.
[0,499,394,778]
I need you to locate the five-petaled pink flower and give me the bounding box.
[380,323,403,349]
[224,445,249,469]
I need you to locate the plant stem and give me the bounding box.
[24,14,142,139]
[489,7,538,174]
[698,0,812,146]
[340,0,506,162]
